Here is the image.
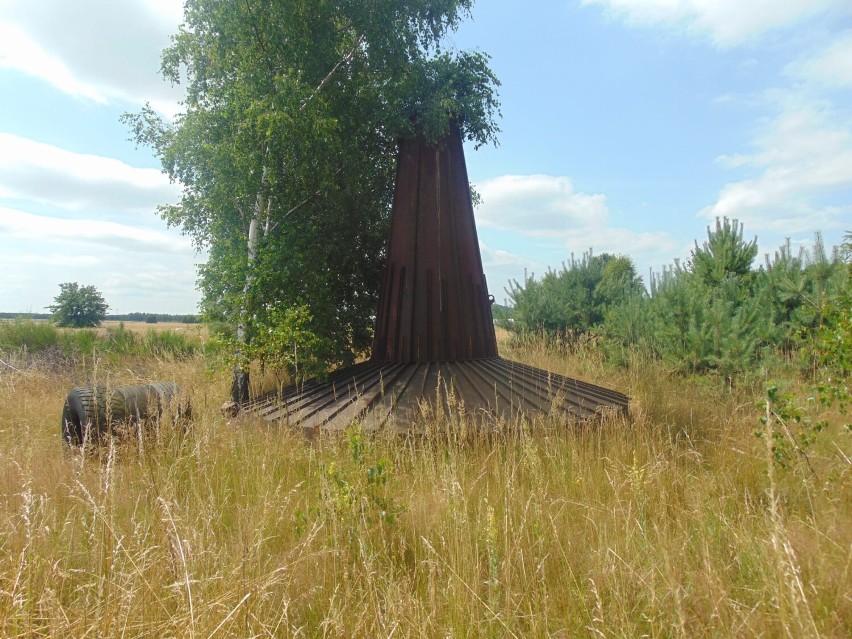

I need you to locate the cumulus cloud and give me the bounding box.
[19,255,103,267]
[583,1,851,248]
[97,261,200,312]
[0,0,183,113]
[582,0,848,47]
[702,102,852,232]
[0,133,180,212]
[475,175,607,233]
[475,174,675,254]
[0,204,201,313]
[0,206,191,254]
[477,241,548,298]
[474,174,680,286]
[0,243,200,314]
[480,242,542,268]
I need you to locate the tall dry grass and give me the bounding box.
[0,336,849,637]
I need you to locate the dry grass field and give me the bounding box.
[0,332,849,637]
[99,321,207,337]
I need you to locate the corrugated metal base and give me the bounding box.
[246,357,628,434]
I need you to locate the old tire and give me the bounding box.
[61,382,184,446]
[60,385,116,446]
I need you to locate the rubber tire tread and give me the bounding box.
[61,385,124,446]
[61,383,183,446]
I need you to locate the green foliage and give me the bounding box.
[240,304,332,382]
[0,318,59,352]
[0,319,201,365]
[804,233,851,430]
[141,329,203,359]
[295,427,402,538]
[641,266,767,378]
[600,223,845,380]
[491,302,514,328]
[59,328,98,357]
[124,0,500,374]
[48,282,108,328]
[0,312,202,323]
[508,252,643,340]
[509,218,847,385]
[690,217,758,287]
[119,312,200,323]
[756,384,827,477]
[762,234,848,351]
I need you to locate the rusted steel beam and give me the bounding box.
[248,358,628,432]
[371,125,498,362]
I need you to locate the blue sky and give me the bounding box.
[1,0,850,313]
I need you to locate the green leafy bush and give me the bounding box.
[507,252,642,341]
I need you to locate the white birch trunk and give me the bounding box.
[231,161,269,407]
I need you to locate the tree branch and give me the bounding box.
[267,167,344,234]
[243,0,276,77]
[299,37,365,112]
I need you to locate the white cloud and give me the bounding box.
[0,22,107,103]
[0,206,201,313]
[478,242,548,299]
[474,174,675,255]
[786,30,852,89]
[474,174,680,287]
[0,207,190,254]
[0,0,183,113]
[19,255,103,267]
[475,175,608,232]
[142,0,185,25]
[0,133,180,212]
[0,243,200,314]
[702,102,852,232]
[480,242,541,269]
[582,0,848,47]
[584,2,852,245]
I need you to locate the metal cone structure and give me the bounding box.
[249,125,628,432]
[371,123,498,363]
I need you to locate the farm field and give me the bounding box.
[0,331,849,637]
[98,321,208,341]
[100,320,204,332]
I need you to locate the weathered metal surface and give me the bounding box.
[248,124,629,431]
[371,124,498,362]
[248,358,628,432]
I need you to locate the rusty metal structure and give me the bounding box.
[248,125,628,432]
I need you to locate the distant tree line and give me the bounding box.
[505,218,850,383]
[0,312,200,324]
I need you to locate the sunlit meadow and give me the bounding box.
[0,323,849,637]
